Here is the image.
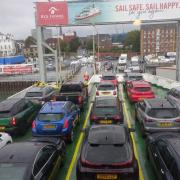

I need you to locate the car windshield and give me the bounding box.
[38,113,64,121]
[134,87,151,92]
[26,92,43,97]
[86,143,130,164]
[0,111,11,118]
[147,108,179,118]
[0,163,27,180]
[102,76,116,80]
[60,85,82,92]
[98,85,114,90]
[94,107,117,116]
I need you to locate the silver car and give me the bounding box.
[135,98,180,136]
[167,87,180,111]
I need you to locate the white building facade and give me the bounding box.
[0,32,16,56]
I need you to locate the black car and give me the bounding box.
[0,137,65,180]
[90,97,124,124]
[76,125,139,180]
[146,133,180,180]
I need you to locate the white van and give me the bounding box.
[117,54,127,72]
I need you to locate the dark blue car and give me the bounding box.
[32,101,80,143]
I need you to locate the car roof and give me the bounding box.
[131,80,150,87]
[0,98,23,112]
[95,97,117,107]
[145,98,176,109]
[88,125,126,145]
[173,86,180,91]
[127,73,142,77]
[0,142,46,163]
[27,86,49,93]
[40,101,68,113]
[102,73,116,76]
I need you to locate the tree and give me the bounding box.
[69,37,81,52]
[124,30,140,52]
[24,36,36,48]
[60,40,68,52]
[86,39,93,51]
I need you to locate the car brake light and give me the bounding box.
[175,119,180,122]
[32,120,36,128]
[11,117,16,126]
[63,119,69,129]
[96,91,99,96]
[113,91,116,95]
[90,115,98,120]
[145,118,154,123]
[78,96,83,103]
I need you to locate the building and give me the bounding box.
[141,23,176,56]
[15,40,25,54]
[63,31,76,43]
[0,32,16,57]
[23,45,38,58]
[31,28,52,40]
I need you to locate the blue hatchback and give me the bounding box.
[32,101,80,143]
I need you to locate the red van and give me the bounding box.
[127,81,155,102]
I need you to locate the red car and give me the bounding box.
[127,80,155,102]
[100,73,118,86]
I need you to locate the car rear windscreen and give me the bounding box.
[60,85,82,92]
[0,163,27,180]
[147,109,179,118]
[25,92,43,97]
[98,85,114,90]
[85,144,130,164]
[94,107,117,116]
[102,76,116,80]
[134,87,151,92]
[0,111,11,118]
[38,113,64,121]
[129,76,143,80]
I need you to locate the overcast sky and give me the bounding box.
[0,0,138,40]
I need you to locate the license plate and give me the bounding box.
[159,122,173,127]
[99,120,112,124]
[0,126,5,131]
[102,92,110,95]
[43,125,56,129]
[97,174,118,180]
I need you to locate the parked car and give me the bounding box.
[146,132,180,180]
[0,98,41,135]
[127,80,155,102]
[135,98,180,136]
[96,82,117,97]
[167,87,180,111]
[54,81,88,110]
[123,73,143,89]
[90,96,123,124]
[25,86,57,104]
[46,63,56,71]
[0,132,12,149]
[105,62,113,70]
[76,125,139,180]
[32,101,80,143]
[100,73,118,86]
[0,137,65,180]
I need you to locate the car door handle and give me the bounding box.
[154,153,157,157]
[160,169,164,174]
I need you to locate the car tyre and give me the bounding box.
[67,130,74,143]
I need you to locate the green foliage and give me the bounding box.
[24,36,36,47]
[86,39,93,50]
[69,37,81,52]
[124,30,140,52]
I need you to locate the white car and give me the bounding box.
[96,82,117,97]
[0,132,12,149]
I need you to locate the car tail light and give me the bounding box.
[63,119,69,129]
[145,118,154,123]
[175,119,180,122]
[113,91,116,95]
[90,115,98,120]
[113,115,120,120]
[78,96,83,104]
[32,120,36,128]
[112,156,133,167]
[11,117,16,126]
[96,91,99,96]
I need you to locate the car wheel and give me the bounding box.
[67,130,74,143]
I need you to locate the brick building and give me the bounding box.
[141,23,176,56]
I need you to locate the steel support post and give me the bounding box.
[176,21,180,81]
[37,26,46,82]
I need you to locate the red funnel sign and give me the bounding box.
[36,2,68,26]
